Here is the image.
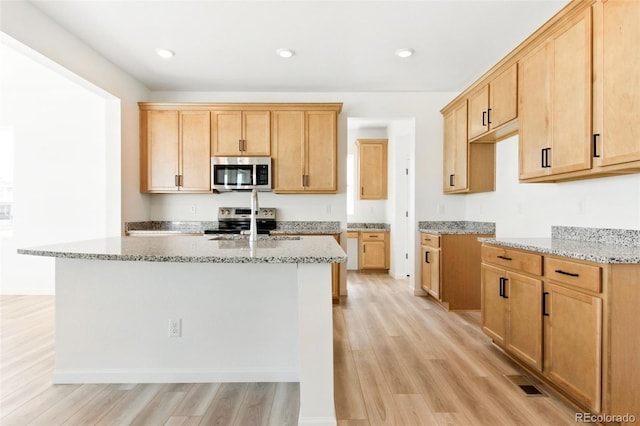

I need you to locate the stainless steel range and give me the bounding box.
[204,207,277,235]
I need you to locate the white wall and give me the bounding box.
[0,42,108,294]
[0,0,150,229]
[0,0,150,294]
[466,135,640,237]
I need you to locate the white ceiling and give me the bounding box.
[28,0,569,93]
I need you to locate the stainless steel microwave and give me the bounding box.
[211,157,272,192]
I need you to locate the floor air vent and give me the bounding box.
[505,375,546,397]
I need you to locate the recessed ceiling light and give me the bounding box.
[395,48,414,58]
[276,48,295,58]
[155,48,175,59]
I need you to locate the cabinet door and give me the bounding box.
[519,42,552,180]
[179,111,211,192]
[358,140,388,200]
[544,282,602,412]
[596,0,640,166]
[468,85,489,140]
[243,111,270,156]
[506,271,543,371]
[550,7,592,175]
[481,264,507,346]
[145,110,180,192]
[427,248,440,299]
[305,111,337,192]
[443,101,468,192]
[211,111,242,156]
[360,241,386,269]
[489,64,518,129]
[272,111,305,192]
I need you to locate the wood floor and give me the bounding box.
[0,272,580,425]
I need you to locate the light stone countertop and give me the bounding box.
[18,235,347,264]
[419,221,495,235]
[347,222,390,232]
[125,221,341,235]
[478,237,640,264]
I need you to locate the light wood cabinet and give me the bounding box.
[211,110,270,156]
[544,282,602,412]
[359,231,389,270]
[481,259,543,372]
[423,232,493,310]
[140,110,211,193]
[519,6,592,181]
[468,63,518,142]
[593,0,640,170]
[357,139,388,200]
[272,110,338,193]
[420,237,441,300]
[443,101,495,194]
[481,244,640,417]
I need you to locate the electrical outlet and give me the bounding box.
[168,319,181,337]
[190,204,197,214]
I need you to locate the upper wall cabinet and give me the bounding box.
[357,139,388,200]
[468,63,518,143]
[519,6,592,181]
[271,109,340,193]
[592,0,640,171]
[140,110,211,193]
[211,110,270,156]
[443,100,495,194]
[440,0,640,186]
[139,103,342,194]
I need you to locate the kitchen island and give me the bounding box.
[18,235,346,426]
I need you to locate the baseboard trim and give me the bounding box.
[298,415,337,426]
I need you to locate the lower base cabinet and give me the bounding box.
[358,231,390,271]
[481,244,640,418]
[421,233,493,310]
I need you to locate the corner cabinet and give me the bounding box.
[140,110,211,193]
[272,109,339,193]
[357,139,388,200]
[211,110,270,157]
[481,244,640,418]
[442,101,495,194]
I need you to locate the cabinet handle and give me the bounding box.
[302,174,309,187]
[487,108,492,125]
[546,148,551,167]
[175,175,180,187]
[499,277,504,297]
[497,255,512,261]
[425,251,430,264]
[482,111,487,126]
[543,292,550,316]
[554,269,579,278]
[363,245,366,253]
[593,134,601,158]
[449,174,455,187]
[361,187,364,196]
[179,175,184,187]
[502,278,509,299]
[540,147,551,168]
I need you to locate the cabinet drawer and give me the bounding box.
[421,233,440,248]
[545,257,601,293]
[362,232,386,241]
[482,245,542,276]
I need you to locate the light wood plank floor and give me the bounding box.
[1,273,582,425]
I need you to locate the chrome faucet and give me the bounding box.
[249,187,258,242]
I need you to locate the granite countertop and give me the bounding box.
[347,222,390,232]
[479,226,640,264]
[419,221,495,235]
[125,221,341,235]
[18,235,347,264]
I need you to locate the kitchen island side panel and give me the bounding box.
[53,258,300,383]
